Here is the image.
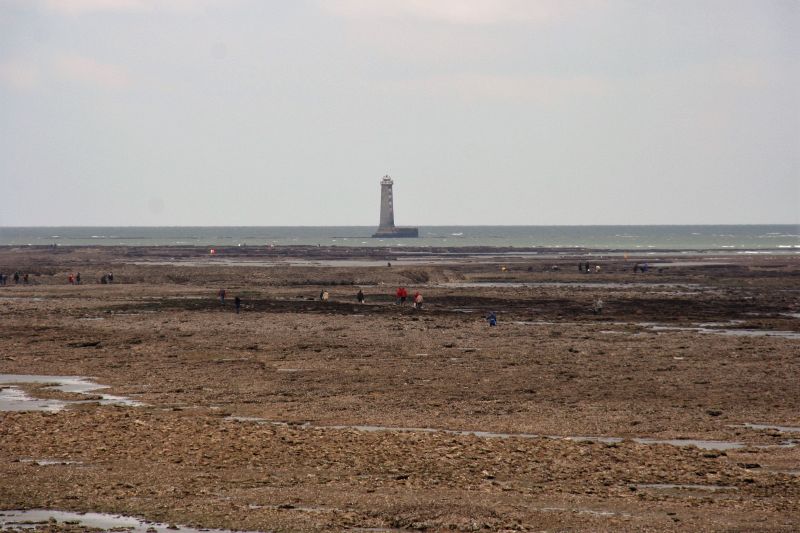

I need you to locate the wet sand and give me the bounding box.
[1,246,799,531]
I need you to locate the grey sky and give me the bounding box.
[1,0,797,226]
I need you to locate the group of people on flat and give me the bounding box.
[218,288,241,313]
[578,262,601,273]
[395,286,423,309]
[578,261,652,273]
[1,271,117,286]
[0,272,27,285]
[61,272,113,284]
[317,286,424,309]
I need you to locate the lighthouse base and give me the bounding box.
[372,227,419,238]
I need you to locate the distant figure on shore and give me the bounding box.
[76,273,81,285]
[321,290,329,302]
[387,262,391,267]
[357,289,365,304]
[0,273,4,286]
[593,299,604,314]
[108,272,114,283]
[218,288,226,303]
[13,272,20,284]
[413,291,423,309]
[595,265,601,273]
[23,273,28,284]
[578,262,583,272]
[396,287,408,305]
[68,274,74,285]
[234,296,241,314]
[487,311,497,326]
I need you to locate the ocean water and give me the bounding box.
[0,225,797,251]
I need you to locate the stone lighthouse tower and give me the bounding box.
[372,175,418,238]
[378,175,395,228]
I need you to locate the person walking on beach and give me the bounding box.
[234,296,241,314]
[413,291,423,310]
[68,274,74,285]
[76,272,81,285]
[487,311,497,326]
[13,272,19,284]
[23,273,28,284]
[357,289,365,304]
[218,288,226,303]
[593,299,604,314]
[321,290,329,301]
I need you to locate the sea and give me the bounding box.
[0,225,797,252]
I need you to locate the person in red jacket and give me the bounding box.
[396,287,408,305]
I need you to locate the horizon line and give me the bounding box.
[1,223,798,229]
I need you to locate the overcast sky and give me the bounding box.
[1,0,797,226]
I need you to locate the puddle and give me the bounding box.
[538,507,630,518]
[701,328,800,339]
[634,484,737,491]
[0,374,143,412]
[439,282,702,289]
[225,417,765,451]
[19,458,83,466]
[0,387,65,412]
[696,320,746,327]
[565,435,748,451]
[0,510,258,533]
[739,423,800,433]
[641,324,800,340]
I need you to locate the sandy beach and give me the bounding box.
[1,246,798,531]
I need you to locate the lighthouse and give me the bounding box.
[372,175,419,238]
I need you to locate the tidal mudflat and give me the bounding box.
[1,246,798,531]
